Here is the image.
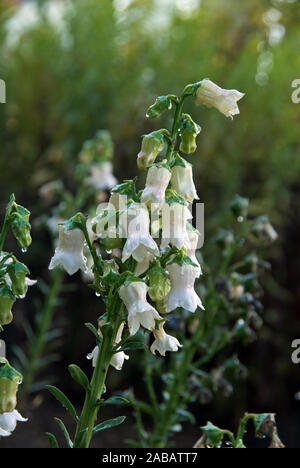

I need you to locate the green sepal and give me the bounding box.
[146,95,176,118]
[111,178,138,201]
[165,189,186,206]
[7,260,30,297]
[0,358,22,382]
[62,213,86,231]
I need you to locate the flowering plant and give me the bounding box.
[0,195,33,437]
[45,79,251,448]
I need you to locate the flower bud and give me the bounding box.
[146,95,173,118]
[179,115,201,154]
[148,262,171,302]
[0,288,15,326]
[230,195,249,219]
[0,360,22,414]
[252,216,278,242]
[10,214,32,250]
[7,261,30,297]
[137,131,165,171]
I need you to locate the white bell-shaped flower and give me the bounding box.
[171,163,199,203]
[49,225,87,275]
[86,162,117,191]
[135,252,154,276]
[122,203,159,263]
[141,165,171,207]
[88,323,129,371]
[161,203,192,250]
[187,225,202,276]
[164,263,204,313]
[119,281,162,335]
[196,79,245,119]
[0,410,27,437]
[150,322,182,356]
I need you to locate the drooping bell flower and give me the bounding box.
[0,287,15,326]
[171,155,199,203]
[150,322,182,356]
[119,281,162,335]
[186,224,202,275]
[161,200,192,251]
[135,252,154,276]
[86,162,118,191]
[49,225,87,275]
[137,131,165,171]
[164,261,204,313]
[252,216,278,242]
[122,203,159,263]
[141,164,171,207]
[196,79,245,119]
[148,261,171,302]
[88,323,129,371]
[0,410,27,437]
[179,114,201,154]
[7,261,30,297]
[0,359,26,437]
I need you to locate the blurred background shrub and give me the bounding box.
[0,0,300,447]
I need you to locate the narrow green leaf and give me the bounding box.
[68,364,90,392]
[47,385,78,422]
[54,418,73,448]
[102,397,130,406]
[93,416,126,434]
[85,322,100,341]
[45,432,59,448]
[119,341,145,352]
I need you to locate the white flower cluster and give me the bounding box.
[48,80,244,368]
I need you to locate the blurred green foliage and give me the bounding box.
[0,0,299,235]
[0,0,300,447]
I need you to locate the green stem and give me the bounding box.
[20,268,64,401]
[73,297,123,448]
[0,200,14,251]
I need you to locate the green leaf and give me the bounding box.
[176,408,196,424]
[68,364,90,392]
[93,416,126,434]
[85,322,100,341]
[54,418,73,448]
[45,432,59,448]
[119,341,145,352]
[201,421,226,448]
[253,413,272,438]
[102,396,130,406]
[46,385,78,422]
